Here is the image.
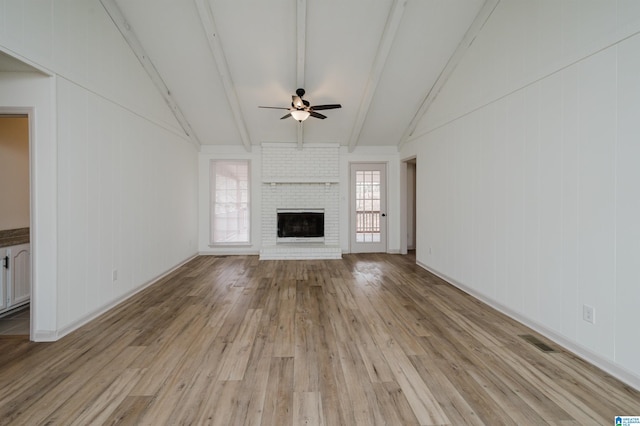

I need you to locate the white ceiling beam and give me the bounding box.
[296,0,307,150]
[195,0,252,152]
[296,0,307,89]
[397,0,500,150]
[100,0,201,148]
[347,0,407,153]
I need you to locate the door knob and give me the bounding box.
[381,213,386,217]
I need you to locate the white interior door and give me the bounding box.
[350,163,387,253]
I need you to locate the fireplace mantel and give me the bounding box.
[262,177,339,184]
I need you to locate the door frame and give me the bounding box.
[349,161,388,253]
[0,50,56,341]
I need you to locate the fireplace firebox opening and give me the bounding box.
[277,209,325,243]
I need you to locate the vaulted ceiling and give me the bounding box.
[104,0,487,151]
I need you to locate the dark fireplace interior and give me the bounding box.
[277,212,324,238]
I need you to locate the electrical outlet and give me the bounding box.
[583,304,595,324]
[112,269,118,282]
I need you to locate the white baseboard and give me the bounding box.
[199,249,260,256]
[340,249,404,254]
[32,330,57,342]
[416,260,640,391]
[52,254,198,342]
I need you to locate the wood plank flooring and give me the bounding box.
[0,253,638,425]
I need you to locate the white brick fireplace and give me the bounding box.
[260,143,341,260]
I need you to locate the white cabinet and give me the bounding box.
[9,244,30,306]
[0,247,6,312]
[0,243,30,315]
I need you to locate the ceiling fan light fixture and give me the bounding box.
[291,110,310,122]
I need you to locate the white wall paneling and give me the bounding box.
[1,1,198,339]
[404,1,640,388]
[614,32,640,378]
[56,77,198,332]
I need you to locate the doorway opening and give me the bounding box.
[0,113,31,337]
[406,158,416,251]
[400,157,417,255]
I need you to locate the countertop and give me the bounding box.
[0,228,30,248]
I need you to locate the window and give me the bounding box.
[210,160,250,244]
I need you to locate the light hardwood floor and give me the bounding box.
[0,254,638,425]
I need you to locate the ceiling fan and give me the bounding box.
[259,88,342,122]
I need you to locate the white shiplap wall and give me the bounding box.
[402,1,640,388]
[0,1,198,338]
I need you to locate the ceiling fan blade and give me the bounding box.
[280,113,292,120]
[310,104,342,111]
[259,106,290,110]
[309,111,327,119]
